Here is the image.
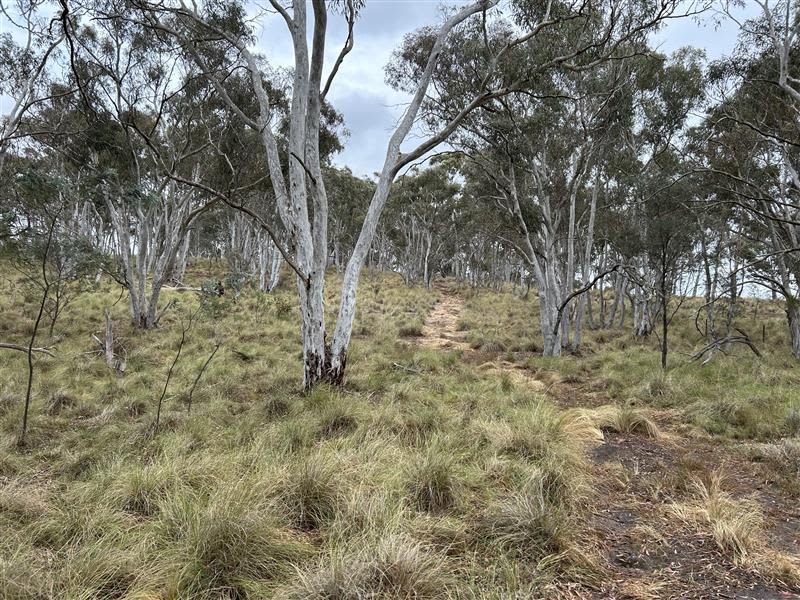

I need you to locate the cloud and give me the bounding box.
[253,1,465,176]
[251,1,756,177]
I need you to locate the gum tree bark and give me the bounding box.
[105,181,201,329]
[572,176,599,350]
[130,0,682,386]
[138,0,504,388]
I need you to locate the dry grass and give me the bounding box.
[1,264,799,597]
[282,534,452,599]
[671,470,762,563]
[0,266,599,598]
[577,404,661,438]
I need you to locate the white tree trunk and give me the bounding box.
[788,300,800,359]
[572,178,598,350]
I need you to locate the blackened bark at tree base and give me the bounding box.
[303,345,347,391]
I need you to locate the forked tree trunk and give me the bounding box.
[633,290,654,337]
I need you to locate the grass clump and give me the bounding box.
[276,453,343,531]
[405,438,460,513]
[316,399,358,439]
[672,470,762,563]
[154,484,309,598]
[398,320,424,338]
[694,397,779,439]
[480,400,598,467]
[478,468,571,557]
[583,404,661,438]
[283,534,452,599]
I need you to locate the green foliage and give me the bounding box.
[0,267,602,597]
[1,264,799,597]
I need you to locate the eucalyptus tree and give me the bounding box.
[113,0,505,388]
[0,0,65,174]
[639,150,700,369]
[413,54,623,353]
[94,0,685,387]
[695,2,800,357]
[390,1,698,355]
[22,12,224,329]
[325,166,374,273]
[585,48,705,339]
[387,165,460,288]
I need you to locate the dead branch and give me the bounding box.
[91,309,126,374]
[0,342,55,357]
[392,362,422,375]
[163,286,203,293]
[186,341,221,414]
[691,329,762,364]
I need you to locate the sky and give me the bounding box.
[0,1,762,177]
[254,0,762,179]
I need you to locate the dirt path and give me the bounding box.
[418,287,800,600]
[418,292,470,351]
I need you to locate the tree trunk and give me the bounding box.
[572,176,598,351]
[660,252,669,370]
[633,289,654,337]
[788,299,800,359]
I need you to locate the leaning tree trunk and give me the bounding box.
[172,231,191,284]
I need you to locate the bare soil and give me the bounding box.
[418,286,800,600]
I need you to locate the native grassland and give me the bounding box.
[0,265,798,599]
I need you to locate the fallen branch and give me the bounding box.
[0,342,55,357]
[691,329,762,364]
[392,362,422,375]
[553,265,621,337]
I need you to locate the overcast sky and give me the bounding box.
[254,1,762,179]
[0,2,762,177]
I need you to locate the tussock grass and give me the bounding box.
[405,437,461,513]
[282,534,453,599]
[579,404,661,438]
[152,483,310,597]
[398,320,424,337]
[275,453,344,531]
[315,398,359,439]
[479,467,572,557]
[3,264,797,597]
[671,470,762,563]
[478,400,597,469]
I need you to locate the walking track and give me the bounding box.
[418,285,800,600]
